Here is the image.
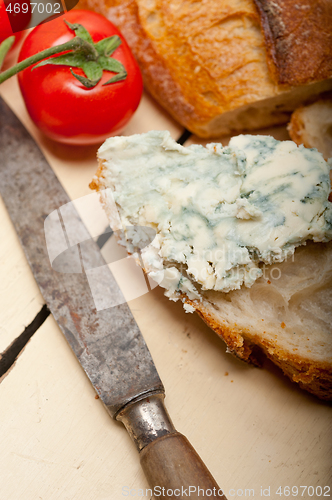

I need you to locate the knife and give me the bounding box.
[0,97,227,500]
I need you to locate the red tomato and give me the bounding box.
[18,10,143,145]
[0,0,31,46]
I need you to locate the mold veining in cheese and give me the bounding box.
[95,131,332,300]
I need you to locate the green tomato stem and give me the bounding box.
[0,36,15,72]
[0,36,96,84]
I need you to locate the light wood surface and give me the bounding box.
[0,195,44,351]
[0,43,331,500]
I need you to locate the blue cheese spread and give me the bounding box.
[97,131,332,298]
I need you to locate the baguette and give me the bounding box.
[90,131,332,400]
[79,0,332,137]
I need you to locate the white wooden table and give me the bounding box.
[0,40,331,500]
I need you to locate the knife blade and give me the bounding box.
[0,97,226,499]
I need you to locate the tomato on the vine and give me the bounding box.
[17,10,143,145]
[0,0,31,47]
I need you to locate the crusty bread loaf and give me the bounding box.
[90,132,332,400]
[79,0,332,137]
[288,98,332,161]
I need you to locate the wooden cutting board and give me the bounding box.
[0,42,331,500]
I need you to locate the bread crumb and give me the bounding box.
[225,371,229,376]
[95,395,99,399]
[231,380,234,383]
[267,280,271,284]
[281,322,286,328]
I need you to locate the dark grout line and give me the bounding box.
[176,129,192,145]
[96,228,113,249]
[0,304,50,378]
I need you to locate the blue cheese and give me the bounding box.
[97,131,332,298]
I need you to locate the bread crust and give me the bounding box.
[80,0,332,137]
[253,0,332,86]
[287,96,332,163]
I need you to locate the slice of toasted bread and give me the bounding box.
[90,132,332,400]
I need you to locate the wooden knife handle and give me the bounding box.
[139,431,227,499]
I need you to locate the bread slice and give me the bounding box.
[190,241,332,401]
[90,132,332,400]
[288,98,332,161]
[77,0,332,137]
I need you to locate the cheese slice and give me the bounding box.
[95,131,332,298]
